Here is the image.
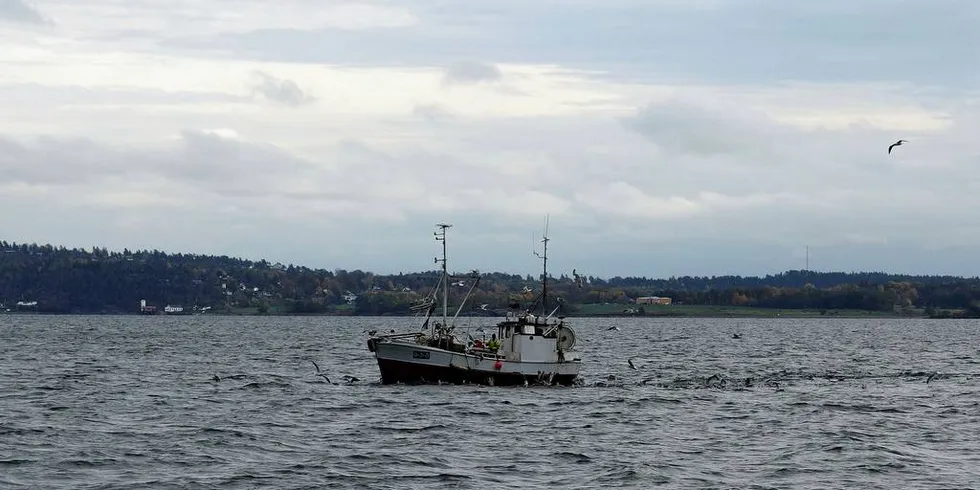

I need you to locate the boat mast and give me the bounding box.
[541,233,548,316]
[434,223,451,334]
[533,215,550,317]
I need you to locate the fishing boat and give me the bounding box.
[366,222,582,386]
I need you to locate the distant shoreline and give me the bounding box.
[5,241,980,320]
[0,306,934,319]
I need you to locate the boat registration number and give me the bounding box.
[412,351,430,360]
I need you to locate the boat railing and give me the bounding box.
[466,347,502,359]
[378,332,425,341]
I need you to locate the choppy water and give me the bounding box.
[2,315,980,489]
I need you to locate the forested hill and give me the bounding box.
[2,240,980,315]
[596,271,974,290]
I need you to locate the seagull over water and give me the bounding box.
[888,139,908,154]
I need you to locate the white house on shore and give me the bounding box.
[635,296,672,305]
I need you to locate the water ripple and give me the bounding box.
[3,315,980,488]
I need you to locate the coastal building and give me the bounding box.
[139,299,157,314]
[12,300,39,312]
[635,296,672,305]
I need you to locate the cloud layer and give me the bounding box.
[0,0,44,24]
[1,1,979,277]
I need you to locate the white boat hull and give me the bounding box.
[371,339,580,386]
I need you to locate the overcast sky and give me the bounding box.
[2,1,979,278]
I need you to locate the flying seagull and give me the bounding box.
[310,359,333,384]
[887,139,908,154]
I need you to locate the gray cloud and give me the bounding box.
[160,1,980,87]
[0,130,552,217]
[442,61,502,85]
[0,0,44,24]
[625,100,795,158]
[0,135,130,185]
[166,130,312,189]
[412,103,455,121]
[250,71,316,106]
[0,130,312,197]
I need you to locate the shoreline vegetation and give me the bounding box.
[156,304,927,318]
[0,305,943,318]
[2,241,980,319]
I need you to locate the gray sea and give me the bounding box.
[1,315,979,489]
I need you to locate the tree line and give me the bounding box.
[1,240,979,316]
